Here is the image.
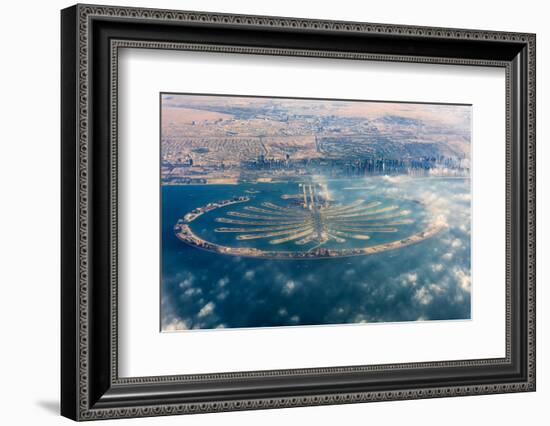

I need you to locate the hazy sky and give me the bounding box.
[162,93,471,133]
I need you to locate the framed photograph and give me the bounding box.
[61,4,536,421]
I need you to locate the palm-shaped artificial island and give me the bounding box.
[174,182,444,259]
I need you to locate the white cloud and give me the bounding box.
[442,252,453,261]
[282,280,296,295]
[162,318,190,331]
[414,287,433,305]
[353,313,368,323]
[382,175,411,184]
[244,270,255,280]
[183,287,202,297]
[453,268,471,293]
[178,275,195,289]
[433,214,449,228]
[459,223,470,234]
[431,263,444,273]
[403,272,417,285]
[218,277,229,287]
[450,239,462,248]
[198,301,216,318]
[428,283,445,295]
[384,187,399,194]
[453,193,471,202]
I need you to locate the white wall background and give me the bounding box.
[0,0,546,424]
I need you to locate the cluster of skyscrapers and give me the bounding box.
[242,154,469,178]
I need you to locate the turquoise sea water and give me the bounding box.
[161,176,471,330]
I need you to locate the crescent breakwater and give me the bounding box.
[173,192,446,260]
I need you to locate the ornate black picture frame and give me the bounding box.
[61,4,536,421]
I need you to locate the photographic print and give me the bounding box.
[160,93,472,331]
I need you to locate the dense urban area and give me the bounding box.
[161,95,471,184]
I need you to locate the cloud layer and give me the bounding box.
[161,176,471,330]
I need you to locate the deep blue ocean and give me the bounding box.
[161,177,471,330]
